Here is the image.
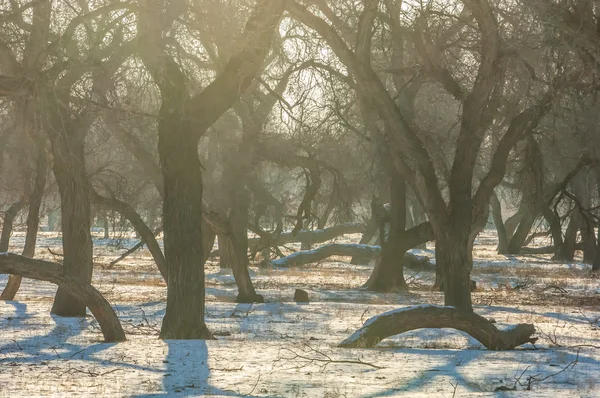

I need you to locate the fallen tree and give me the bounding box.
[269,243,432,270]
[520,242,583,255]
[0,253,126,342]
[338,305,536,350]
[211,223,365,257]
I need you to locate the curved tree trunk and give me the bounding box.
[0,253,125,342]
[91,190,167,281]
[338,305,536,350]
[2,140,47,300]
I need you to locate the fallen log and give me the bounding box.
[270,243,432,270]
[519,242,583,255]
[0,253,126,342]
[338,305,536,350]
[210,223,365,257]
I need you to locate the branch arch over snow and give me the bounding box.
[0,253,126,342]
[269,243,432,269]
[338,305,536,350]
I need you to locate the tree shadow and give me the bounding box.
[132,339,277,397]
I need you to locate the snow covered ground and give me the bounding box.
[1,229,600,397]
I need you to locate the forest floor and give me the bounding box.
[1,230,599,397]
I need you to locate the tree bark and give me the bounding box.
[47,119,94,317]
[507,204,538,254]
[1,140,47,300]
[351,198,382,264]
[0,253,125,342]
[0,201,25,253]
[207,211,263,303]
[490,191,509,254]
[363,174,433,292]
[558,207,581,262]
[435,229,474,312]
[338,305,536,350]
[154,61,212,339]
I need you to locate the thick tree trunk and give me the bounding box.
[139,0,285,339]
[363,174,409,292]
[0,253,125,342]
[157,86,212,340]
[338,305,536,350]
[1,141,47,300]
[48,124,93,317]
[435,231,473,312]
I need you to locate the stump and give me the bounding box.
[338,305,536,350]
[0,253,126,342]
[294,289,309,303]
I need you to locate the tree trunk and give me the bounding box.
[157,82,212,340]
[541,204,568,261]
[47,208,59,232]
[0,253,125,342]
[91,190,168,281]
[218,233,233,269]
[490,191,509,254]
[338,305,536,350]
[269,242,432,270]
[507,205,538,254]
[504,206,525,241]
[0,201,25,253]
[215,220,262,303]
[435,230,473,312]
[351,198,381,264]
[102,212,110,239]
[558,209,581,262]
[201,219,216,264]
[48,122,93,317]
[363,173,408,292]
[1,140,47,300]
[214,223,365,258]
